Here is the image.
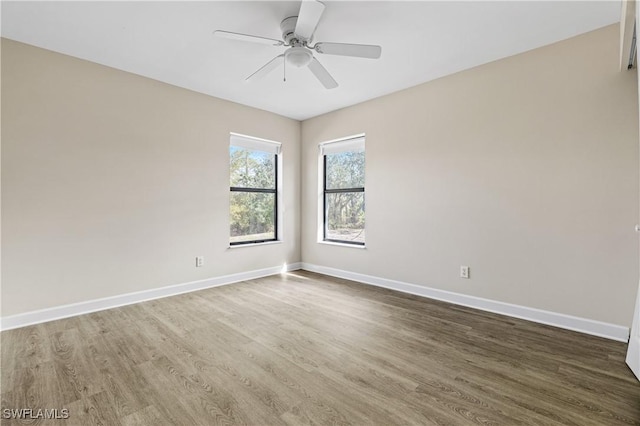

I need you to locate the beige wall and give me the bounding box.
[302,24,640,327]
[3,23,639,328]
[1,39,301,317]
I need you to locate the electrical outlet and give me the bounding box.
[460,266,470,279]
[196,256,204,267]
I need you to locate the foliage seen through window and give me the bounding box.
[324,150,365,244]
[230,146,277,244]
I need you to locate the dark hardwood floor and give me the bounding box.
[1,270,639,425]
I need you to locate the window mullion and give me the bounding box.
[230,187,276,193]
[324,187,364,194]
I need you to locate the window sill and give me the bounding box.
[318,240,366,249]
[228,240,282,249]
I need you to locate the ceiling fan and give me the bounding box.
[213,0,382,89]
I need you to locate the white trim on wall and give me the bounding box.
[0,263,302,331]
[300,263,630,343]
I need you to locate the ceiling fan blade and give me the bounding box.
[246,54,285,81]
[214,30,284,46]
[294,0,325,41]
[308,57,338,89]
[314,42,382,59]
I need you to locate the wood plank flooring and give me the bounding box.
[1,270,639,425]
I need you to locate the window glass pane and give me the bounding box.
[326,151,365,190]
[325,192,365,244]
[230,192,275,243]
[230,146,275,189]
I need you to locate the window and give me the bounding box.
[321,136,365,245]
[229,134,281,245]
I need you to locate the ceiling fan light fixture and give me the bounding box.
[286,46,313,67]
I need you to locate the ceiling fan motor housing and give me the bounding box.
[281,16,302,45]
[281,16,313,68]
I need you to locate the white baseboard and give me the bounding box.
[3,261,629,343]
[300,263,630,343]
[0,262,303,331]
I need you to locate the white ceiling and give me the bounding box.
[1,1,622,120]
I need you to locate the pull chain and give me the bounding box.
[283,57,287,82]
